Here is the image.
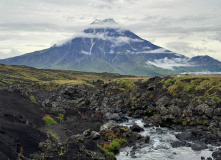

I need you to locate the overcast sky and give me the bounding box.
[0,0,221,61]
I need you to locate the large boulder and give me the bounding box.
[171,141,186,148]
[195,104,213,118]
[100,122,117,132]
[105,113,122,121]
[130,124,144,132]
[214,108,221,116]
[168,105,182,116]
[176,131,193,140]
[156,96,171,107]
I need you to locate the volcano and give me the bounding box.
[0,18,220,76]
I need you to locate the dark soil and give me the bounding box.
[0,90,47,159]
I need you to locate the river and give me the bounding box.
[116,118,215,160]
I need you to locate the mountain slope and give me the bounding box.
[0,19,221,76]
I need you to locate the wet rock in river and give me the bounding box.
[191,140,208,151]
[144,136,150,143]
[156,128,164,134]
[212,148,221,160]
[176,131,193,140]
[130,124,144,132]
[171,141,186,148]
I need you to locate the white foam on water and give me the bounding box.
[116,118,214,160]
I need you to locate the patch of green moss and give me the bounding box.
[106,152,116,159]
[164,76,221,103]
[145,108,154,117]
[56,113,65,122]
[142,78,149,83]
[114,78,138,92]
[120,127,129,132]
[104,139,127,154]
[164,78,176,85]
[182,121,189,126]
[30,95,37,103]
[186,84,198,93]
[130,96,136,100]
[47,130,60,141]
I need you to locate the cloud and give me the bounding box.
[146,57,192,70]
[210,32,221,42]
[166,42,201,54]
[95,4,112,9]
[166,41,217,58]
[0,49,21,59]
[0,23,61,32]
[55,29,143,47]
[0,0,220,61]
[137,48,171,54]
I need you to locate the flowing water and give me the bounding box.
[116,118,215,160]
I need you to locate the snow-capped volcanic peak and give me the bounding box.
[91,18,118,25]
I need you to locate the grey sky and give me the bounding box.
[0,0,221,60]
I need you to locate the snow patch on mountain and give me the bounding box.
[89,18,120,29]
[91,18,118,25]
[146,57,192,70]
[81,50,91,55]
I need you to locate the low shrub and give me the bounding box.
[43,114,57,126]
